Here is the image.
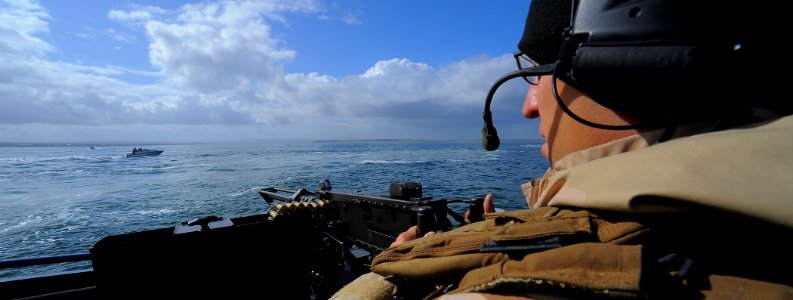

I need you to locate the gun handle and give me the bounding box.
[468,197,485,223]
[415,206,437,237]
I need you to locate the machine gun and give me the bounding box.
[76,180,483,300]
[258,179,484,298]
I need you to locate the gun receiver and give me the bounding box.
[258,180,484,298]
[259,180,483,253]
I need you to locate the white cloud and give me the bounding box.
[105,28,135,43]
[361,58,431,78]
[0,0,51,55]
[108,6,166,25]
[1,0,525,143]
[145,14,294,92]
[75,26,102,40]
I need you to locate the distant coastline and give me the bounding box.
[314,138,435,143]
[313,138,537,143]
[0,142,189,147]
[0,138,540,147]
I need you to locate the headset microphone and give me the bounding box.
[481,110,500,151]
[481,64,555,151]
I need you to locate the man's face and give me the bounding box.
[522,76,639,167]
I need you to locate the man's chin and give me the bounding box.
[541,143,549,160]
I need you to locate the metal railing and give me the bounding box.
[0,253,91,270]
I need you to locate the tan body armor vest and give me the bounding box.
[372,115,793,299]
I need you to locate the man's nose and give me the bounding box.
[523,88,539,119]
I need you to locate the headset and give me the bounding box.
[482,0,765,151]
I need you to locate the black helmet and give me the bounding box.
[518,0,779,114]
[481,0,784,151]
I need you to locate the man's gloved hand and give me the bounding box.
[391,193,495,247]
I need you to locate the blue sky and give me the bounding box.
[0,0,536,143]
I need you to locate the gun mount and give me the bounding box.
[258,180,483,254]
[258,180,485,298]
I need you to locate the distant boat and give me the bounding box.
[89,146,95,149]
[126,148,164,157]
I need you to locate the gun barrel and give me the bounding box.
[258,188,292,203]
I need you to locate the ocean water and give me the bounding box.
[0,140,548,281]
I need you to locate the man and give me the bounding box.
[334,0,793,299]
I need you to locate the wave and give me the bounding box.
[359,159,420,164]
[0,215,43,234]
[0,155,123,163]
[519,144,542,148]
[207,168,238,172]
[135,209,178,216]
[227,187,260,198]
[151,163,215,171]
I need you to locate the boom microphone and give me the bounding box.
[481,64,555,151]
[481,111,500,151]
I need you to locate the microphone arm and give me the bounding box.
[482,63,556,151]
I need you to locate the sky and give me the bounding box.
[0,0,537,144]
